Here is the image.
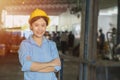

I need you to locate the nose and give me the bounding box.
[38,26,43,31]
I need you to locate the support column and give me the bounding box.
[0,3,5,29]
[0,9,2,22]
[0,9,3,29]
[79,0,99,80]
[117,0,120,44]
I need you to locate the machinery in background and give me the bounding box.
[104,28,120,61]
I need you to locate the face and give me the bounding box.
[31,18,47,38]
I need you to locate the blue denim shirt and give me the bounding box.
[18,36,61,80]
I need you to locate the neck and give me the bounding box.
[32,35,43,46]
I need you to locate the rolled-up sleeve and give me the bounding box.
[54,66,61,72]
[50,42,61,72]
[18,41,33,72]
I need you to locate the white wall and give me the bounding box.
[98,15,112,34]
[111,14,117,27]
[59,11,81,31]
[98,7,117,35]
[98,14,117,35]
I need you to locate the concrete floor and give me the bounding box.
[0,53,78,80]
[0,53,120,80]
[0,54,23,80]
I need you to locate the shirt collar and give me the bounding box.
[28,35,48,46]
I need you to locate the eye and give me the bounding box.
[41,23,46,27]
[34,24,39,27]
[35,24,38,27]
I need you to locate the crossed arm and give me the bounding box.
[27,56,61,72]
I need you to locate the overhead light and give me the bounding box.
[22,1,25,4]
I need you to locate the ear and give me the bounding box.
[30,26,33,30]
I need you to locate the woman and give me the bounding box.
[18,9,61,80]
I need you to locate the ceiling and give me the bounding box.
[0,0,117,15]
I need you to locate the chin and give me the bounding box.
[33,34,42,38]
[37,35,43,38]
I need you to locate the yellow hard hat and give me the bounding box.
[29,8,50,25]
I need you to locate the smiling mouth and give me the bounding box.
[37,31,44,34]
